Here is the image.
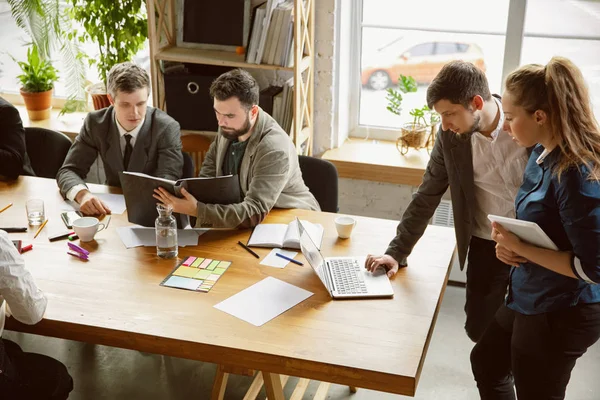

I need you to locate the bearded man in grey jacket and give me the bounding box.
[153,68,319,228]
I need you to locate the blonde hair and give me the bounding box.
[505,57,600,180]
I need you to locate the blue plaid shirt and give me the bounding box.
[507,144,600,315]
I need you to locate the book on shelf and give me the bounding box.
[246,2,267,63]
[247,219,324,250]
[259,86,283,117]
[119,171,241,227]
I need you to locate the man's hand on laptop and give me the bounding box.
[76,190,111,216]
[365,254,399,278]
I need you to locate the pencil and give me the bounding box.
[0,203,13,214]
[33,219,48,239]
[237,240,259,259]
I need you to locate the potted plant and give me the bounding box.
[386,75,440,155]
[14,44,59,120]
[68,0,148,110]
[8,0,89,114]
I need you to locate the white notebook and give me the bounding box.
[247,219,324,250]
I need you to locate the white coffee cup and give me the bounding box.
[335,216,356,239]
[72,217,106,242]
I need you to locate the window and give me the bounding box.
[0,1,150,106]
[356,0,509,137]
[351,0,600,141]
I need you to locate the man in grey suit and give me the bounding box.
[57,62,183,215]
[365,61,530,342]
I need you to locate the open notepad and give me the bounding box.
[247,219,324,250]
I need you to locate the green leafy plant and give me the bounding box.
[385,75,418,116]
[8,0,88,113]
[14,44,59,93]
[68,0,148,90]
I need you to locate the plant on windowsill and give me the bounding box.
[386,75,440,155]
[68,0,148,110]
[14,44,59,121]
[8,0,89,115]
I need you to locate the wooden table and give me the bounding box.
[0,177,456,398]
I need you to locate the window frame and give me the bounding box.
[347,0,600,141]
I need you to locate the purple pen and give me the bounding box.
[67,250,89,260]
[68,242,90,256]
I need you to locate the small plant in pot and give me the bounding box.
[15,44,59,121]
[386,75,440,155]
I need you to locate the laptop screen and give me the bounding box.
[297,219,330,291]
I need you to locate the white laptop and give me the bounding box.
[297,219,394,299]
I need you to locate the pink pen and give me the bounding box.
[67,250,88,261]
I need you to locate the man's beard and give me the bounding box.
[220,115,252,141]
[465,114,481,135]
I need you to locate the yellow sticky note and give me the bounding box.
[217,261,231,269]
[173,266,199,278]
[194,269,212,280]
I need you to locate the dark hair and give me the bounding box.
[209,69,259,109]
[107,62,150,98]
[505,57,600,180]
[426,60,491,109]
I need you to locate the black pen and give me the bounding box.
[1,227,28,233]
[237,240,259,258]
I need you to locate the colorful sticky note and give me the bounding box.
[173,266,199,278]
[163,276,202,291]
[206,260,220,271]
[198,259,212,269]
[191,257,205,268]
[206,274,220,281]
[182,256,196,266]
[212,267,226,275]
[198,286,211,292]
[194,269,212,280]
[217,261,231,269]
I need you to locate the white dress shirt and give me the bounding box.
[66,115,145,201]
[0,230,47,336]
[471,97,529,239]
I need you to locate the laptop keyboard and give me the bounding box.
[329,258,368,295]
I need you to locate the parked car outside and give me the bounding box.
[362,41,486,90]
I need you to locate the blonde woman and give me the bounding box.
[471,57,600,400]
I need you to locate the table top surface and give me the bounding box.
[0,176,456,395]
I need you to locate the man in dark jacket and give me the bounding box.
[365,61,529,342]
[0,96,35,180]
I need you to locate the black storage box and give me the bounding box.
[164,64,233,131]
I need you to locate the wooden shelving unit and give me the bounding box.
[146,0,315,155]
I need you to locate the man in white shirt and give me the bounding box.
[56,62,183,215]
[0,230,73,398]
[365,60,529,342]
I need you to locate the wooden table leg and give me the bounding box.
[262,371,285,400]
[211,365,229,400]
[349,386,358,393]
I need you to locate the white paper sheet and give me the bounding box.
[63,193,127,214]
[259,248,298,268]
[116,227,208,248]
[214,277,313,326]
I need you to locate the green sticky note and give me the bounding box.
[194,269,212,280]
[191,257,205,268]
[212,267,226,275]
[206,260,220,271]
[217,261,231,269]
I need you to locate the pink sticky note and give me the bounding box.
[198,259,212,269]
[182,256,196,266]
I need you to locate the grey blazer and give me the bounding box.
[57,106,183,198]
[196,107,320,228]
